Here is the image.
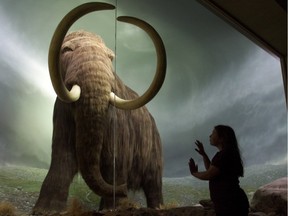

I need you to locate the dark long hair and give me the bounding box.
[214,125,244,177]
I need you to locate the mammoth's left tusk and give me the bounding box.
[49,2,115,102]
[110,16,167,110]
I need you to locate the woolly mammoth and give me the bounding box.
[33,2,166,214]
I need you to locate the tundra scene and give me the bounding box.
[0,1,286,216]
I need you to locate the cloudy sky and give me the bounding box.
[0,0,286,177]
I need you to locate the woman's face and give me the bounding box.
[209,129,222,148]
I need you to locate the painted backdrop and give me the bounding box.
[0,0,286,177]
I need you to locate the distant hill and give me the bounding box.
[241,163,287,187]
[163,163,287,188]
[161,163,287,205]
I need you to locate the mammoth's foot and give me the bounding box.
[32,199,67,216]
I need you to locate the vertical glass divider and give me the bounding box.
[113,0,118,211]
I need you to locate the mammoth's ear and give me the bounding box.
[106,47,115,61]
[61,41,75,54]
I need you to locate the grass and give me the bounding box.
[69,175,101,209]
[0,165,209,210]
[163,183,210,206]
[0,165,101,211]
[0,166,45,192]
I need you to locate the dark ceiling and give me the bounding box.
[197,0,287,102]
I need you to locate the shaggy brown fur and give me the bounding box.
[0,202,16,216]
[33,31,163,214]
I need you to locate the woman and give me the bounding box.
[189,125,249,216]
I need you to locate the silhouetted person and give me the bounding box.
[189,125,249,216]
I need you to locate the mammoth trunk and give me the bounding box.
[73,70,126,197]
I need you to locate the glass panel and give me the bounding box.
[0,0,286,214]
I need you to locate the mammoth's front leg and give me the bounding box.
[33,99,78,215]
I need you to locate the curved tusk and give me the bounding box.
[49,2,115,102]
[110,16,167,110]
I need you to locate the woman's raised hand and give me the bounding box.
[195,140,206,156]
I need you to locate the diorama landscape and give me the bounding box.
[0,163,286,215]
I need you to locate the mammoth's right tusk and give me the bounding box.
[69,85,81,101]
[49,2,115,102]
[110,16,167,110]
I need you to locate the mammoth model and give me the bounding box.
[33,2,166,214]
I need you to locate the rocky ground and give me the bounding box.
[0,192,280,216]
[0,185,213,216]
[0,189,285,216]
[0,185,38,215]
[0,187,214,216]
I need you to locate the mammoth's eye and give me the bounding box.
[61,46,73,54]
